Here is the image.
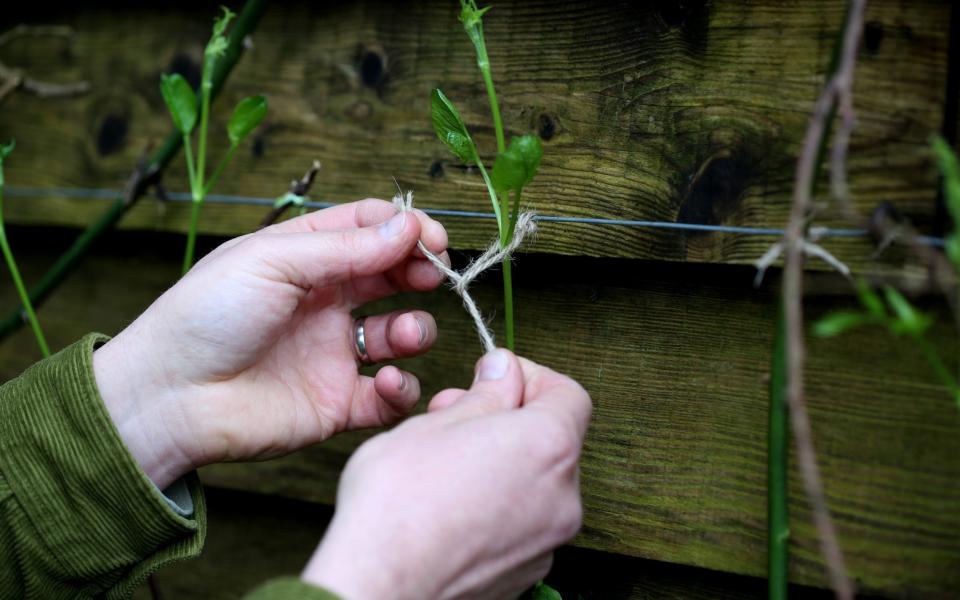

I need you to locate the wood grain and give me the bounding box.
[0,0,950,269]
[0,228,956,597]
[133,487,802,600]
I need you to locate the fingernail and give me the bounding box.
[476,349,509,381]
[415,316,427,347]
[398,372,407,392]
[379,212,406,239]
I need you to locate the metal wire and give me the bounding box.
[4,185,945,247]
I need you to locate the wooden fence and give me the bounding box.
[0,1,957,597]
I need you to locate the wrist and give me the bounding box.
[301,516,408,600]
[92,325,200,489]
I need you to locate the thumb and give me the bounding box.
[435,349,525,422]
[251,210,421,288]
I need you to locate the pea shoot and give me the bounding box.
[0,141,49,357]
[431,0,543,352]
[160,7,267,274]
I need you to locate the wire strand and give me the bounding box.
[4,184,945,247]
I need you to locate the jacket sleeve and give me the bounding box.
[0,333,343,600]
[0,333,206,599]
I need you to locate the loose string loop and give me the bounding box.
[393,191,536,353]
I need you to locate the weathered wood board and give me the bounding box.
[0,0,951,270]
[133,487,808,599]
[1,229,956,597]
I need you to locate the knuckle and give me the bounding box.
[465,388,507,412]
[238,233,272,258]
[336,229,364,254]
[529,418,580,467]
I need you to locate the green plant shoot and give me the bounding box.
[161,6,267,275]
[0,141,49,357]
[433,2,553,595]
[815,139,960,410]
[814,280,959,408]
[932,135,960,272]
[528,581,562,600]
[431,0,544,351]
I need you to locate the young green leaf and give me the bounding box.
[0,140,13,161]
[883,286,931,336]
[160,73,198,134]
[491,134,543,191]
[459,0,492,52]
[529,582,562,600]
[228,95,268,146]
[459,0,491,30]
[431,88,479,164]
[813,310,871,338]
[855,279,886,318]
[206,6,236,59]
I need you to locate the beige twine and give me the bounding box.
[393,191,536,353]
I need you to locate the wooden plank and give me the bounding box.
[0,227,956,597]
[0,0,950,269]
[134,487,808,599]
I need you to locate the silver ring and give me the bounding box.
[354,317,373,365]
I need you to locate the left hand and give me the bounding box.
[93,199,449,488]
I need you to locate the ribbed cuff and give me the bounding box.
[0,333,206,597]
[245,576,343,600]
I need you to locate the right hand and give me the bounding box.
[301,349,592,599]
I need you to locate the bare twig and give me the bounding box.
[0,25,91,103]
[781,1,867,598]
[753,241,851,288]
[0,0,269,343]
[258,160,322,228]
[20,76,90,98]
[829,52,858,216]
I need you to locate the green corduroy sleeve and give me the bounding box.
[0,333,206,599]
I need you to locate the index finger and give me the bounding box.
[265,199,449,256]
[264,198,396,233]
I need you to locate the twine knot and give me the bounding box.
[392,191,536,353]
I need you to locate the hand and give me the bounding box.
[93,199,449,488]
[302,350,592,600]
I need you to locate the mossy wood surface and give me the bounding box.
[0,0,950,271]
[133,488,811,600]
[0,232,956,598]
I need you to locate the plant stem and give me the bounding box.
[510,188,522,234]
[480,65,505,154]
[465,5,514,349]
[476,27,514,348]
[182,134,198,196]
[197,85,212,195]
[502,255,514,350]
[0,0,268,342]
[467,10,505,155]
[0,189,48,357]
[768,309,789,600]
[203,143,238,197]
[779,0,865,595]
[476,161,503,226]
[500,189,519,350]
[182,200,202,275]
